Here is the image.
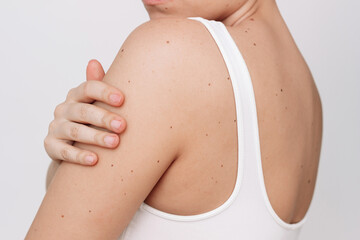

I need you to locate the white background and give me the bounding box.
[0,0,359,239]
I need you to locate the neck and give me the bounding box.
[221,0,280,27]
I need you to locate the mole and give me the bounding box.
[128,80,130,83]
[250,18,254,21]
[121,48,124,52]
[89,210,92,213]
[227,77,230,80]
[206,133,208,136]
[307,179,311,184]
[300,164,304,169]
[215,180,218,184]
[281,88,283,92]
[111,164,114,167]
[218,121,221,124]
[221,164,223,168]
[121,178,124,182]
[245,30,248,33]
[157,160,160,163]
[131,170,134,173]
[166,40,170,44]
[170,125,173,129]
[61,215,64,218]
[124,192,127,196]
[165,7,168,10]
[285,106,288,110]
[275,93,278,96]
[208,83,211,86]
[253,43,257,46]
[234,119,237,122]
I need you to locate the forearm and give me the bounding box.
[46,160,61,190]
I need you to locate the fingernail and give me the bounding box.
[104,135,117,146]
[109,94,121,103]
[111,120,122,130]
[85,155,96,164]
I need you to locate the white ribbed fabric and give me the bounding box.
[118,16,307,240]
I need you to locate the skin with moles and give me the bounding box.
[32,0,322,239]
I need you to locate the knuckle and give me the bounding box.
[94,131,104,146]
[76,151,84,163]
[60,147,70,161]
[101,87,111,102]
[54,103,65,118]
[66,88,75,100]
[48,120,57,133]
[79,104,88,121]
[101,112,112,127]
[69,125,79,140]
[43,137,50,149]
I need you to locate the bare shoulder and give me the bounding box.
[108,17,215,78]
[102,17,226,138]
[124,17,210,50]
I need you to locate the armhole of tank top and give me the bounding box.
[190,17,310,230]
[140,16,245,222]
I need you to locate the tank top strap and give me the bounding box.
[186,16,308,229]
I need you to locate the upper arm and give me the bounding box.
[26,18,204,239]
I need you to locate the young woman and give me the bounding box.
[26,0,323,239]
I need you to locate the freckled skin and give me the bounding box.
[99,0,321,226]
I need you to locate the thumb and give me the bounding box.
[86,59,105,81]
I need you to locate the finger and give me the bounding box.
[66,102,126,133]
[66,80,125,106]
[44,137,98,166]
[86,59,105,81]
[56,121,120,148]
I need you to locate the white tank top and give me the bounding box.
[119,16,308,240]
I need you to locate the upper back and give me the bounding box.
[226,16,323,222]
[120,16,323,239]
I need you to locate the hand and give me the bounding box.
[44,59,127,166]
